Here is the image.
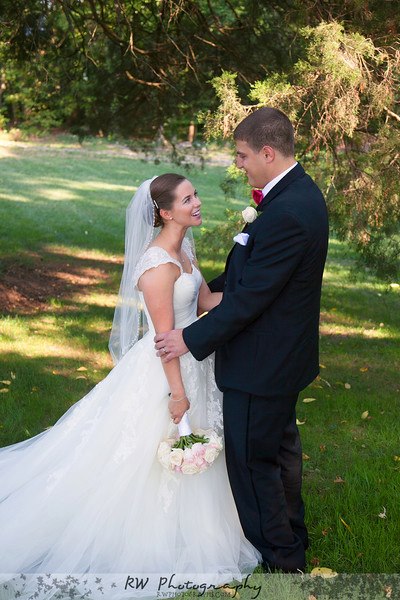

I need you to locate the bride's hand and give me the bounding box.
[168,395,190,423]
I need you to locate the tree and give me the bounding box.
[0,0,95,132]
[0,0,305,136]
[54,0,309,135]
[203,22,400,278]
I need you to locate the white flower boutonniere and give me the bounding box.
[242,206,258,223]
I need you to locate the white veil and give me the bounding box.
[109,177,157,364]
[109,176,196,365]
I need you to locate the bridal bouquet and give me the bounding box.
[157,413,223,475]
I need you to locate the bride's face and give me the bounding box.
[167,180,202,227]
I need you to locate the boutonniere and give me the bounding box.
[232,202,258,246]
[242,206,258,223]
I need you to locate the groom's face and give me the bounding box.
[235,140,270,189]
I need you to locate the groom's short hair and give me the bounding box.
[234,107,295,157]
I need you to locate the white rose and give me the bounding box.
[183,448,194,460]
[158,442,171,458]
[204,446,218,463]
[169,448,184,466]
[242,206,257,223]
[159,453,173,470]
[208,434,223,451]
[181,462,199,475]
[191,443,203,453]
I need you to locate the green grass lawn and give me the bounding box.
[1,138,399,583]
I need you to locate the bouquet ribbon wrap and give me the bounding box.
[177,412,192,437]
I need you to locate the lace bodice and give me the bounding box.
[133,239,202,331]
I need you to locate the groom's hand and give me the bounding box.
[154,329,189,362]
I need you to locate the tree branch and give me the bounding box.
[384,106,400,122]
[125,71,164,87]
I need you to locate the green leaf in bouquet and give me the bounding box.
[172,433,210,450]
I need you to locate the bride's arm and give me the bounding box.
[189,256,222,314]
[138,263,190,423]
[194,257,222,313]
[182,246,222,314]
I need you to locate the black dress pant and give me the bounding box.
[222,388,308,572]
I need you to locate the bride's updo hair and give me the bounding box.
[150,173,187,227]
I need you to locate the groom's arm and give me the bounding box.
[207,272,226,293]
[183,210,308,361]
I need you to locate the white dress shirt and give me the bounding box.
[261,162,298,198]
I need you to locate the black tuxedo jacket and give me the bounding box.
[183,163,329,396]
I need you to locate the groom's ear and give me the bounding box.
[262,145,275,163]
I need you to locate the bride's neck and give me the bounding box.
[155,225,187,253]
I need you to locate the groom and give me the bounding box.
[155,107,329,572]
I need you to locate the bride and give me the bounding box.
[0,174,260,599]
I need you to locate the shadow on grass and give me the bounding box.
[0,352,110,447]
[0,245,121,314]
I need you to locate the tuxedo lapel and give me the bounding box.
[257,163,305,213]
[224,163,305,273]
[223,244,235,274]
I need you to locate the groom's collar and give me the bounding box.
[257,163,305,212]
[261,162,298,197]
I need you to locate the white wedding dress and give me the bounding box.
[0,245,260,600]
